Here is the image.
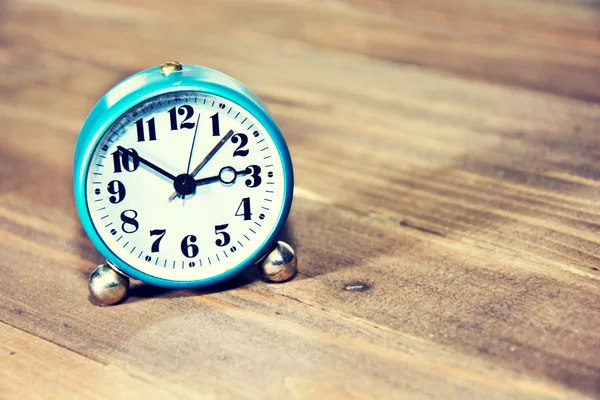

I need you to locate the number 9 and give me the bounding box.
[107,180,126,204]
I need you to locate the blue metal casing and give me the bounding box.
[73,64,294,288]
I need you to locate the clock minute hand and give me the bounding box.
[168,130,235,201]
[117,146,176,181]
[189,130,235,177]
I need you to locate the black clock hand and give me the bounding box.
[117,146,177,181]
[195,167,250,187]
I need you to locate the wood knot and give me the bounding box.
[344,282,371,292]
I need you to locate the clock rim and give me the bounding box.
[73,65,294,289]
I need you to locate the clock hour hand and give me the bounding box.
[195,166,250,187]
[117,146,177,181]
[168,130,235,201]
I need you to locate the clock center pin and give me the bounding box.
[174,173,196,196]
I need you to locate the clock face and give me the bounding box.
[85,91,288,283]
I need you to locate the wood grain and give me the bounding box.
[1,0,599,398]
[0,322,187,400]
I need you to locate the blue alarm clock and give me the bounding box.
[74,62,296,305]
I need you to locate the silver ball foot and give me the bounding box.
[258,241,297,282]
[89,263,130,306]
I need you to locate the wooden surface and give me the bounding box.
[1,0,600,398]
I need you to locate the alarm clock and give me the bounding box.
[74,62,296,305]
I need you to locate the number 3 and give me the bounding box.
[244,165,262,188]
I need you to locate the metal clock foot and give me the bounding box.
[89,262,130,306]
[258,241,297,282]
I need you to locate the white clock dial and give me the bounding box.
[85,91,287,282]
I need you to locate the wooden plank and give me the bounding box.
[0,223,587,400]
[0,0,599,398]
[113,0,600,102]
[2,0,599,104]
[0,322,187,400]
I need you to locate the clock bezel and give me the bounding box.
[73,64,294,289]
